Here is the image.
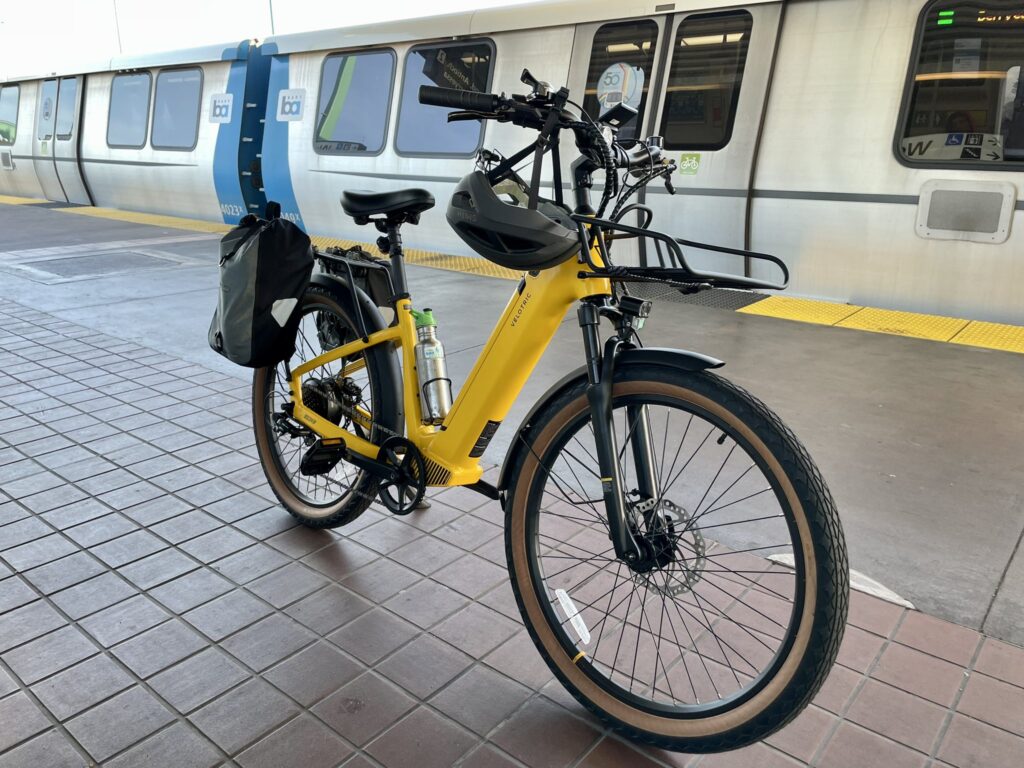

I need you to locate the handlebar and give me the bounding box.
[418,86,503,113]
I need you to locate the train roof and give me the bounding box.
[0,40,253,84]
[262,0,775,55]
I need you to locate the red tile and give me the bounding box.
[836,625,886,673]
[894,611,981,666]
[491,697,601,768]
[848,591,905,638]
[957,672,1024,736]
[366,707,477,768]
[974,637,1024,688]
[817,722,927,768]
[872,642,966,706]
[579,737,669,767]
[813,664,863,714]
[938,714,1024,768]
[698,743,802,768]
[846,678,947,753]
[765,705,837,762]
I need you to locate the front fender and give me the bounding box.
[496,347,723,493]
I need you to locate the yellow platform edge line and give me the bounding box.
[17,202,1024,354]
[0,194,49,205]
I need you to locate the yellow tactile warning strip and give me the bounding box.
[57,206,232,234]
[835,307,971,342]
[949,320,1024,354]
[4,198,1024,355]
[310,235,520,281]
[0,194,48,205]
[737,296,864,326]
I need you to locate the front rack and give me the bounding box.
[570,213,789,293]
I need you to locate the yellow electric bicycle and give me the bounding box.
[252,72,848,753]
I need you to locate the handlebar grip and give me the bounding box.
[418,86,501,112]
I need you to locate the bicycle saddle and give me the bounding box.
[340,188,435,224]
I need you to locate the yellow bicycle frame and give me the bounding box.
[287,251,611,487]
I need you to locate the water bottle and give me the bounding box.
[411,308,453,425]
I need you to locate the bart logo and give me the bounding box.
[210,94,233,123]
[277,90,305,121]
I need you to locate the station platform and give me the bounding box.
[1,201,1023,767]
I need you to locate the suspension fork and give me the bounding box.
[578,303,652,565]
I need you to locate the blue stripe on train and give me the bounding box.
[212,57,250,225]
[261,55,304,228]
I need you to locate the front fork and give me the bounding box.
[578,302,661,566]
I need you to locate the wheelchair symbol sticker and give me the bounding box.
[945,133,964,146]
[277,89,305,122]
[210,94,233,124]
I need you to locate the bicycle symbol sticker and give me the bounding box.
[678,153,701,176]
[596,62,645,115]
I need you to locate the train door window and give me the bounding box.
[899,2,1024,166]
[37,79,58,141]
[582,20,659,142]
[108,72,152,148]
[315,50,395,155]
[395,40,494,156]
[0,85,18,145]
[152,68,203,151]
[659,12,753,150]
[55,78,78,141]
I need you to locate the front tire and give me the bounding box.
[504,364,848,752]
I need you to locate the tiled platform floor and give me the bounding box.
[1,298,1022,768]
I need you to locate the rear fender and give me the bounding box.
[496,347,723,494]
[308,272,404,436]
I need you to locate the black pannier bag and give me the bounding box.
[208,202,314,368]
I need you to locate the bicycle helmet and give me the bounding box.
[446,171,581,270]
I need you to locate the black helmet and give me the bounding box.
[446,171,581,270]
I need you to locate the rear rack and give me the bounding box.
[570,213,789,293]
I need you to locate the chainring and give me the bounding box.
[376,436,426,515]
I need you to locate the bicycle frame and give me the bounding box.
[286,250,612,488]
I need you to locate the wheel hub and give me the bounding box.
[628,498,707,596]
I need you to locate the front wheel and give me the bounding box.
[504,364,848,752]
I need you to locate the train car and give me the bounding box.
[4,0,1023,322]
[258,0,1024,323]
[0,42,268,222]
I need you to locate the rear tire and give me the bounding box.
[504,364,848,752]
[253,283,397,529]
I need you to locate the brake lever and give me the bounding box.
[447,110,500,123]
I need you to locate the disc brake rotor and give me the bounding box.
[632,498,707,596]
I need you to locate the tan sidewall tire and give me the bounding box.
[508,379,821,742]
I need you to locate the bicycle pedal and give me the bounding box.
[299,438,346,476]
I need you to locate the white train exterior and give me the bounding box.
[1,0,1022,323]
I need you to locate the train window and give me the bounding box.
[152,68,203,151]
[395,40,494,156]
[55,78,78,141]
[660,12,753,151]
[582,20,659,142]
[0,86,17,145]
[315,50,395,155]
[108,72,152,148]
[37,79,57,141]
[900,1,1024,166]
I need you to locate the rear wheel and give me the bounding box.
[504,364,847,752]
[253,284,395,528]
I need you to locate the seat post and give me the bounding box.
[382,220,410,299]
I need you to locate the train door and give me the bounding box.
[565,15,670,265]
[645,4,783,273]
[33,78,67,202]
[53,77,91,205]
